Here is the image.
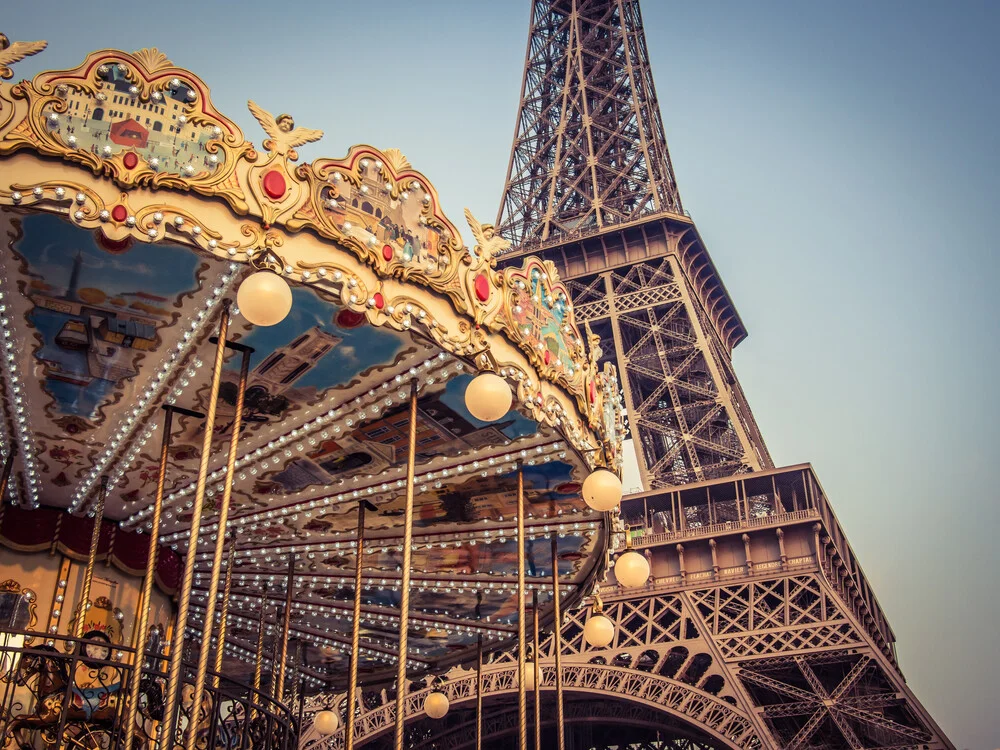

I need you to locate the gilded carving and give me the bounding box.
[0,48,255,212]
[0,43,624,472]
[0,34,47,80]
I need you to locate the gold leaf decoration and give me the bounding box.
[130,47,173,73]
[383,147,411,172]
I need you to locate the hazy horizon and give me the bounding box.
[5,1,999,747]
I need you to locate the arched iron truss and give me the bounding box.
[372,698,728,750]
[305,662,759,749]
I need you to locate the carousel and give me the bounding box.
[0,36,630,750]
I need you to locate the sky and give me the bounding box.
[5,1,999,747]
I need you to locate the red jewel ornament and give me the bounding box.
[474,273,489,302]
[544,350,551,365]
[111,205,128,223]
[589,380,596,404]
[122,152,138,170]
[382,244,394,261]
[373,292,385,309]
[262,170,287,200]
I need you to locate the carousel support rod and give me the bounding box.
[270,606,284,701]
[393,379,418,750]
[516,463,527,750]
[164,299,231,750]
[276,553,296,704]
[186,339,252,750]
[346,499,376,750]
[476,634,483,750]
[0,444,17,502]
[212,532,237,687]
[295,640,307,731]
[74,475,109,639]
[123,404,203,750]
[250,583,269,722]
[532,589,540,750]
[550,532,565,750]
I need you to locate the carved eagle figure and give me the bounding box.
[464,208,511,267]
[0,34,47,80]
[247,99,323,160]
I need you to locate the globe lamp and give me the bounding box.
[615,549,650,589]
[424,690,450,719]
[582,469,622,512]
[464,373,512,422]
[313,710,340,735]
[237,270,293,327]
[583,612,614,648]
[522,661,542,691]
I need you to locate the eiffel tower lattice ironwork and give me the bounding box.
[468,1,953,748]
[497,0,770,490]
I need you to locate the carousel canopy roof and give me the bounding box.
[0,41,624,688]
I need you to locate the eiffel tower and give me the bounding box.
[471,0,951,748]
[301,2,955,747]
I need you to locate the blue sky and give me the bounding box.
[5,1,999,747]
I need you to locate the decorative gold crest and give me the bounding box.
[0,47,256,212]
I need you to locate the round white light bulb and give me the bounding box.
[236,270,293,326]
[582,469,622,512]
[614,549,650,589]
[583,612,615,648]
[464,373,513,422]
[313,709,340,735]
[523,661,542,691]
[424,690,450,719]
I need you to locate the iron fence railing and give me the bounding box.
[0,628,296,749]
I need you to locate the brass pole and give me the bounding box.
[186,341,252,750]
[270,606,283,702]
[163,301,231,750]
[346,500,373,750]
[212,533,237,686]
[74,475,109,639]
[532,589,540,750]
[550,533,565,750]
[392,379,418,750]
[475,634,483,750]
[516,464,527,750]
[0,444,16,501]
[252,584,269,694]
[276,554,296,704]
[123,405,202,749]
[294,639,307,730]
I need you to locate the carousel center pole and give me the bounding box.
[162,300,231,750]
[532,589,540,750]
[123,405,203,750]
[392,379,418,750]
[346,500,374,750]
[74,475,109,640]
[516,463,527,750]
[550,532,566,750]
[185,340,252,750]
